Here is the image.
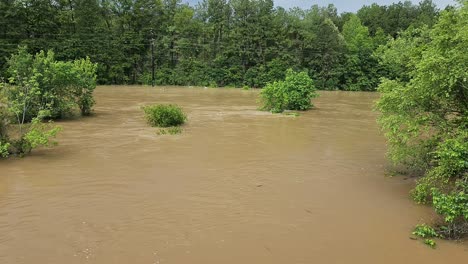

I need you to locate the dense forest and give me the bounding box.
[0,0,447,90]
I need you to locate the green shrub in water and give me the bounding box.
[143,104,186,127]
[259,69,318,113]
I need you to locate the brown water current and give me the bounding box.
[0,86,466,263]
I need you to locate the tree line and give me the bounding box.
[0,0,445,90]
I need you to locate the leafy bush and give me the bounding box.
[143,104,186,127]
[0,47,91,158]
[432,182,468,224]
[431,181,468,239]
[259,69,318,113]
[6,47,97,120]
[376,5,468,239]
[23,116,61,150]
[73,57,98,116]
[2,109,61,156]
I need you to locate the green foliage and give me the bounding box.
[412,224,439,248]
[73,57,98,116]
[260,69,318,113]
[24,114,61,149]
[0,0,441,90]
[375,27,430,81]
[424,239,436,248]
[308,18,346,90]
[14,113,62,155]
[143,104,187,127]
[157,126,183,135]
[0,46,95,158]
[376,3,468,237]
[0,140,9,158]
[208,81,218,88]
[432,181,468,224]
[5,47,98,120]
[357,0,439,37]
[341,14,379,91]
[413,224,439,238]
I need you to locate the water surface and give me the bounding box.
[0,86,466,263]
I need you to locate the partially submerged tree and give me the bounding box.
[341,14,379,91]
[260,69,318,113]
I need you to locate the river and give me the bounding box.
[0,86,466,263]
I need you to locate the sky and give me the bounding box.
[185,0,457,13]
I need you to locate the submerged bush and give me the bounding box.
[259,69,318,113]
[143,104,186,127]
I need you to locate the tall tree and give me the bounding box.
[341,14,378,91]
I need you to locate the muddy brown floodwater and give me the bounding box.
[0,86,466,264]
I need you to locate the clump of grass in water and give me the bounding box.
[157,127,182,135]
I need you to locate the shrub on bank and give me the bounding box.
[5,47,97,120]
[259,69,318,113]
[0,46,95,158]
[375,4,468,243]
[143,104,186,127]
